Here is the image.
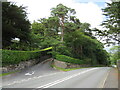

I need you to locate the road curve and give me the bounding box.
[2,61,116,88]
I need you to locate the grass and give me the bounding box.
[0,71,19,77]
[51,64,109,71]
[51,64,90,71]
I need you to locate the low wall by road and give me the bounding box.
[2,55,51,73]
[53,59,90,69]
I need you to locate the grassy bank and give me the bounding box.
[0,71,19,77]
[51,64,90,71]
[2,47,52,66]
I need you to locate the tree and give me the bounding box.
[100,2,120,45]
[31,16,61,49]
[51,4,76,42]
[30,4,109,65]
[64,30,109,65]
[109,46,120,65]
[2,2,31,49]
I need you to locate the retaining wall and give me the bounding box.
[53,59,91,69]
[2,55,51,73]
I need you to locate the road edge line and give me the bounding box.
[35,68,98,89]
[99,68,111,88]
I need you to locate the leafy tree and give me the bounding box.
[109,46,120,65]
[31,3,109,65]
[31,17,60,49]
[51,4,76,42]
[2,2,31,49]
[100,2,120,45]
[64,30,109,65]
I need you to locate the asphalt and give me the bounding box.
[103,67,119,88]
[1,60,119,89]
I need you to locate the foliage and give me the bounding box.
[0,49,2,67]
[51,64,90,71]
[109,46,120,65]
[6,42,31,51]
[2,47,52,66]
[2,2,31,49]
[2,3,110,66]
[51,3,76,42]
[0,71,19,77]
[100,2,120,45]
[55,45,72,56]
[51,4,76,18]
[64,30,109,65]
[56,55,85,64]
[31,17,61,49]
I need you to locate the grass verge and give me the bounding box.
[51,64,90,71]
[0,71,19,77]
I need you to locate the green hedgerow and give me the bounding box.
[2,47,52,66]
[56,54,85,64]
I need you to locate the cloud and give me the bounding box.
[68,2,104,29]
[8,0,105,29]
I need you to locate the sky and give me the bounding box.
[8,0,112,51]
[7,0,111,29]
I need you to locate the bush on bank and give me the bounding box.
[2,47,52,66]
[55,54,85,64]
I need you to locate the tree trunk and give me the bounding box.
[80,45,83,58]
[61,16,64,42]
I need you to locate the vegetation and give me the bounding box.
[109,46,120,65]
[2,2,31,49]
[51,64,90,71]
[51,4,76,42]
[0,71,19,77]
[3,2,116,67]
[94,2,120,46]
[2,47,52,66]
[56,55,85,64]
[31,3,109,66]
[97,1,120,65]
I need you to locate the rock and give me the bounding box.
[53,59,91,69]
[54,59,67,69]
[2,59,40,73]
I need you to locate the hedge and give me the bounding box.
[2,47,52,66]
[55,55,85,64]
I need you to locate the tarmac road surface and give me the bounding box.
[1,60,118,89]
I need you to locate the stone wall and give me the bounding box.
[2,55,51,73]
[2,59,39,73]
[53,59,91,69]
[54,59,67,68]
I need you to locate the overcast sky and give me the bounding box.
[8,0,112,29]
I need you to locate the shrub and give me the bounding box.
[55,55,85,64]
[47,51,60,58]
[56,45,72,56]
[2,47,52,66]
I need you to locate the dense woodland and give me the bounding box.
[2,2,120,66]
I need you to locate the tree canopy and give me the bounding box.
[2,3,110,66]
[109,46,120,65]
[51,4,76,42]
[98,2,120,45]
[2,2,31,49]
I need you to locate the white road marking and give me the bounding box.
[5,72,60,86]
[98,68,111,88]
[25,71,35,75]
[35,68,98,89]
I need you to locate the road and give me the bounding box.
[1,60,118,89]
